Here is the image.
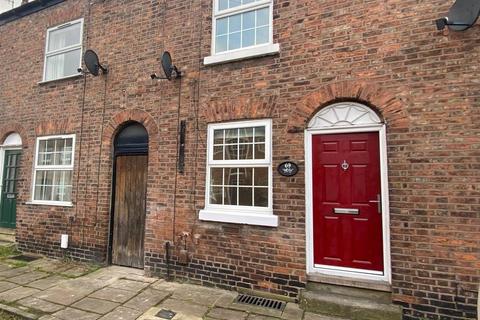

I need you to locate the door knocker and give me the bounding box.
[341,160,349,171]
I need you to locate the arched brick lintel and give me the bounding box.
[0,123,30,149]
[201,96,278,123]
[102,109,159,155]
[288,81,410,131]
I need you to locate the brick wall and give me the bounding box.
[0,0,478,318]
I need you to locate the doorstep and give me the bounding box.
[300,282,402,320]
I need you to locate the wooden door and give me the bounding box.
[112,155,148,268]
[0,150,21,229]
[312,132,383,272]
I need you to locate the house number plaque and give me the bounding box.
[278,161,299,177]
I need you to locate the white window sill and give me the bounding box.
[25,201,73,207]
[203,43,280,66]
[199,208,278,227]
[38,73,82,85]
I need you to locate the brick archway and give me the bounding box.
[102,109,159,158]
[288,81,409,132]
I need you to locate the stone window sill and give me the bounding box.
[199,208,278,227]
[203,43,280,66]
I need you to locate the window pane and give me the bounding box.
[225,144,238,160]
[216,18,228,36]
[214,129,224,144]
[210,168,223,185]
[239,187,253,206]
[254,187,268,207]
[215,35,228,53]
[242,29,255,48]
[238,167,253,185]
[243,11,255,29]
[254,167,268,186]
[229,14,241,32]
[46,140,55,152]
[254,143,265,159]
[218,0,229,11]
[48,23,81,52]
[45,49,81,81]
[210,186,223,204]
[238,144,253,160]
[224,187,237,205]
[256,7,269,26]
[256,26,269,45]
[213,146,224,160]
[239,128,253,143]
[224,168,238,186]
[225,129,238,144]
[254,126,265,142]
[228,32,241,51]
[228,0,242,9]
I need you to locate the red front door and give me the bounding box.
[312,132,383,272]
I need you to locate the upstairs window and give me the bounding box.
[205,0,278,65]
[43,19,83,82]
[214,0,272,53]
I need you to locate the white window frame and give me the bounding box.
[199,119,278,227]
[30,134,76,206]
[42,18,84,82]
[204,0,280,65]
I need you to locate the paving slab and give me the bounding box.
[227,301,283,318]
[60,266,93,278]
[0,286,40,302]
[281,303,305,319]
[140,301,208,320]
[123,288,170,312]
[34,285,93,306]
[150,280,182,292]
[99,306,143,320]
[72,297,120,315]
[207,307,248,319]
[213,291,238,307]
[0,266,31,278]
[17,296,65,313]
[53,307,100,320]
[89,286,138,303]
[109,279,150,292]
[304,313,347,320]
[171,284,229,306]
[122,274,158,283]
[27,275,68,290]
[247,315,282,320]
[0,280,19,292]
[8,271,49,285]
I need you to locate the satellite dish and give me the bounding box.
[150,51,181,81]
[83,49,108,76]
[436,0,480,31]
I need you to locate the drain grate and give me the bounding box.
[234,294,286,311]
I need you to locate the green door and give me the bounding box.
[0,150,21,229]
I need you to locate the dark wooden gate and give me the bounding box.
[111,122,148,269]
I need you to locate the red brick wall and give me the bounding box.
[0,0,478,318]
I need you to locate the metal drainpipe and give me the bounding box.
[165,241,171,281]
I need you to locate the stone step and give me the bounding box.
[300,283,402,320]
[0,228,15,243]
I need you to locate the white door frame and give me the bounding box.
[304,102,391,283]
